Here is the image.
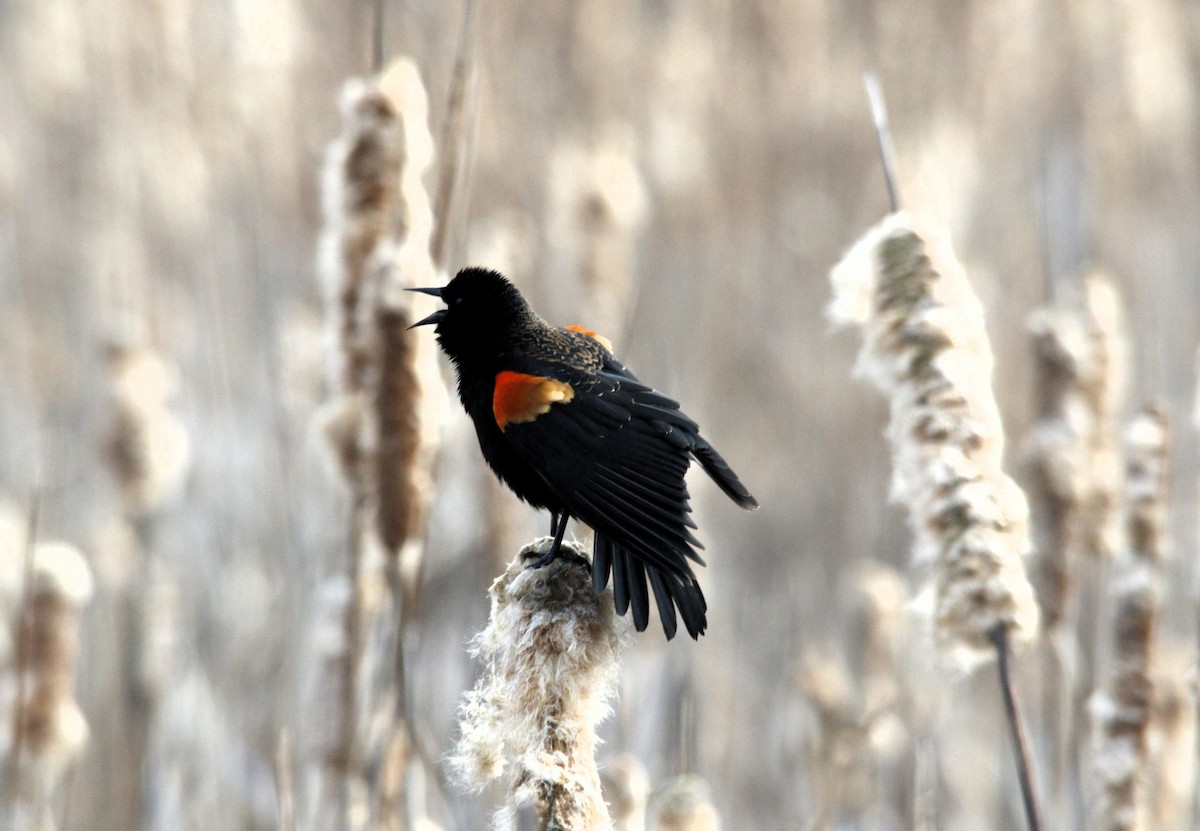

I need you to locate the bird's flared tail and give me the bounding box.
[592,533,707,640]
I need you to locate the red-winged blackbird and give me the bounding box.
[409,268,757,639]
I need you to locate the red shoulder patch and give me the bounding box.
[566,325,613,352]
[494,371,575,431]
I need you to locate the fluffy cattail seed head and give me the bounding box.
[450,538,626,830]
[1025,272,1129,626]
[646,775,720,831]
[601,753,650,831]
[1090,406,1171,831]
[104,338,191,518]
[317,76,404,487]
[828,213,1039,669]
[9,542,94,795]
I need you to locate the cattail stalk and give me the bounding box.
[450,538,625,830]
[1023,272,1128,826]
[829,212,1042,829]
[1090,407,1170,831]
[318,55,450,829]
[317,73,404,820]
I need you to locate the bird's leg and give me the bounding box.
[529,512,569,569]
[548,512,559,537]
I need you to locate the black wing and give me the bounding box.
[498,353,750,639]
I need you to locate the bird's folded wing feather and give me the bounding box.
[496,356,706,579]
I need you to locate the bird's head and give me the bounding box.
[408,267,536,365]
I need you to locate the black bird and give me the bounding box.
[409,268,757,639]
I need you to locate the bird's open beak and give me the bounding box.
[405,286,447,330]
[407,286,444,299]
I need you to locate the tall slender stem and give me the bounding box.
[864,73,902,213]
[991,625,1042,831]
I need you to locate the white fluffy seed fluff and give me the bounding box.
[450,538,626,830]
[828,212,1039,669]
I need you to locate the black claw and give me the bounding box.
[528,548,558,569]
[524,511,570,570]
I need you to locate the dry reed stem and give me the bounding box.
[450,538,625,830]
[275,727,296,831]
[429,0,479,271]
[828,212,1039,668]
[6,542,93,817]
[1026,272,1128,627]
[1090,406,1170,831]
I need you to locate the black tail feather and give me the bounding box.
[610,540,630,615]
[593,535,613,593]
[627,556,650,632]
[647,568,678,640]
[596,534,708,640]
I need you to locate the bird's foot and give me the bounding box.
[523,512,570,569]
[526,547,559,569]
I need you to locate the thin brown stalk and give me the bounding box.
[863,72,901,213]
[4,495,39,810]
[992,625,1043,831]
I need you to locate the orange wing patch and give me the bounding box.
[566,325,614,352]
[494,371,575,431]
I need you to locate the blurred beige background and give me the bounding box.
[2,1,1198,828]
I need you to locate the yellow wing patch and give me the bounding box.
[494,371,575,431]
[566,324,614,352]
